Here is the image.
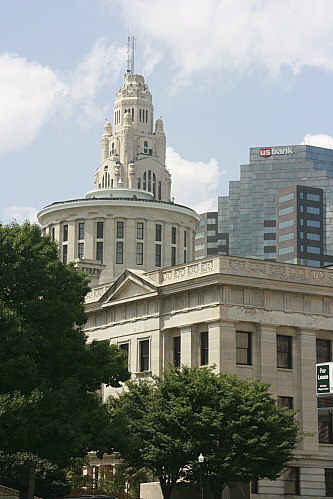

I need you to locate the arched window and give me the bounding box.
[148,170,151,192]
[143,172,147,190]
[153,173,156,198]
[144,141,148,154]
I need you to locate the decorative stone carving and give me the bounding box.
[175,268,186,278]
[228,260,246,271]
[188,264,200,275]
[201,260,214,272]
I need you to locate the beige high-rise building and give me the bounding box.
[37,71,199,283]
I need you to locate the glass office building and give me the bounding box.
[218,144,333,266]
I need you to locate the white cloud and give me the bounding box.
[112,0,333,87]
[166,146,223,213]
[301,134,333,149]
[0,53,67,155]
[0,40,126,155]
[2,205,38,224]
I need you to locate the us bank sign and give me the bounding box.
[316,362,333,395]
[259,147,294,158]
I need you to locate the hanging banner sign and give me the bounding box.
[316,363,333,395]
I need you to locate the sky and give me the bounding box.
[2,0,333,224]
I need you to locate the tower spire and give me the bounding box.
[127,36,136,74]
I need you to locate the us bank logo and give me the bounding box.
[259,147,294,158]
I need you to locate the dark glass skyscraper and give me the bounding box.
[217,144,333,266]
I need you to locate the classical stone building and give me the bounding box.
[84,255,333,498]
[37,66,333,497]
[37,71,199,284]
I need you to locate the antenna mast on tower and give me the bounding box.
[127,36,136,74]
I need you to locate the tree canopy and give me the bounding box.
[109,366,299,499]
[0,223,130,493]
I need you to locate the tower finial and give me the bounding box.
[127,36,136,74]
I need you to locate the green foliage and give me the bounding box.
[65,457,92,491]
[0,223,130,487]
[0,451,69,498]
[109,366,299,499]
[99,464,152,499]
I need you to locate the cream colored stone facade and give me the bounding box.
[37,72,199,282]
[84,255,333,498]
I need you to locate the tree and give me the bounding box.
[0,223,130,488]
[109,366,299,499]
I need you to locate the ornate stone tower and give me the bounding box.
[38,68,199,284]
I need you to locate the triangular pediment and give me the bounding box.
[99,269,159,305]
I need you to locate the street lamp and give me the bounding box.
[198,453,205,499]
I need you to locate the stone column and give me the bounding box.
[258,324,278,395]
[85,219,94,260]
[67,220,76,261]
[296,328,318,452]
[220,321,237,374]
[180,326,197,367]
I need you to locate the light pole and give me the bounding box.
[198,453,205,499]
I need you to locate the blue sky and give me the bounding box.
[1,0,333,223]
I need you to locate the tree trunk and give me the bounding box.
[210,481,225,499]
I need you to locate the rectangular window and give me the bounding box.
[139,339,149,372]
[319,411,333,444]
[117,221,124,238]
[119,342,129,365]
[307,246,320,254]
[195,244,205,251]
[278,232,294,242]
[136,242,143,265]
[51,227,55,240]
[307,206,321,215]
[278,245,295,255]
[325,469,333,496]
[173,336,181,368]
[156,224,162,241]
[277,335,292,369]
[137,222,144,240]
[200,332,209,366]
[317,339,331,363]
[78,242,84,259]
[96,241,103,263]
[62,244,68,264]
[184,250,187,263]
[278,219,294,229]
[96,221,104,239]
[155,244,161,267]
[278,192,294,203]
[307,259,321,267]
[307,193,320,202]
[78,222,84,240]
[278,206,294,216]
[116,241,123,264]
[158,181,162,200]
[236,332,251,365]
[307,219,321,228]
[195,231,206,239]
[184,230,187,247]
[307,233,321,241]
[172,226,177,244]
[171,246,176,266]
[63,224,68,242]
[284,467,300,495]
[277,396,293,409]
